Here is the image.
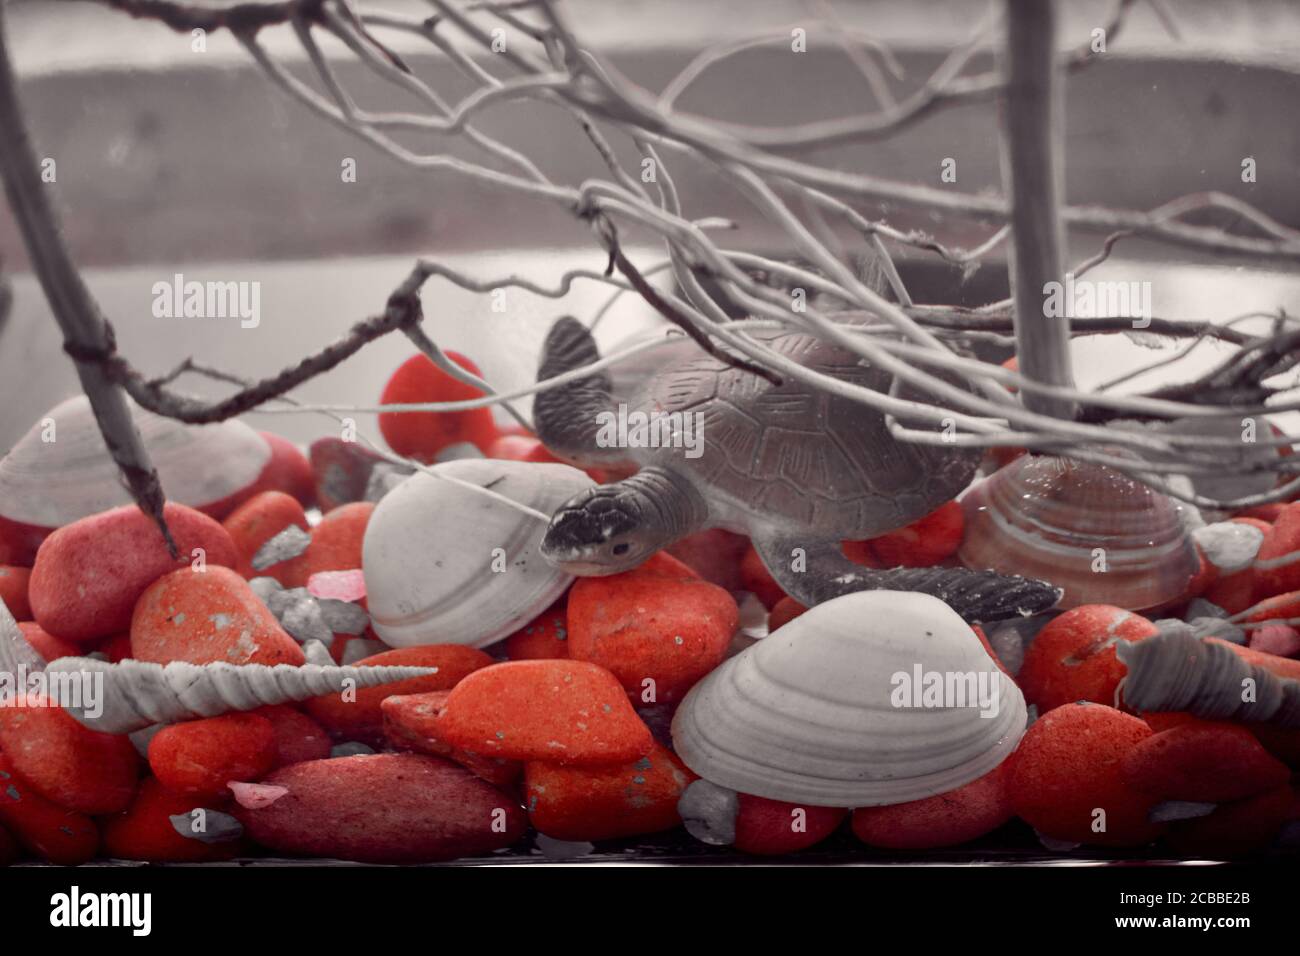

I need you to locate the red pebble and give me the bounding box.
[221,491,309,579]
[734,794,847,855]
[486,433,562,464]
[1120,723,1290,803]
[235,753,526,863]
[1018,605,1158,713]
[275,502,373,589]
[1255,502,1300,598]
[379,352,499,462]
[0,698,139,814]
[0,824,16,866]
[1243,590,1300,625]
[101,777,241,863]
[524,742,696,841]
[666,529,750,592]
[256,706,332,767]
[0,752,99,865]
[1008,702,1162,846]
[0,515,48,567]
[382,691,521,787]
[304,644,492,745]
[739,544,787,609]
[504,599,570,661]
[0,566,31,620]
[1166,785,1293,858]
[850,500,965,568]
[768,597,808,632]
[16,622,79,663]
[972,624,1012,677]
[148,714,278,800]
[257,432,316,507]
[28,503,237,643]
[567,553,738,703]
[1216,638,1300,682]
[131,565,305,666]
[435,660,653,765]
[852,762,1011,850]
[99,632,134,663]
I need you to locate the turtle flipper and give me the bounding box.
[752,535,1061,624]
[534,317,631,468]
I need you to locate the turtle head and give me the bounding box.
[540,483,658,575]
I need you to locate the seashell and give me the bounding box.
[363,459,593,648]
[43,656,439,734]
[958,455,1199,614]
[1116,625,1300,728]
[670,590,1027,807]
[0,395,270,529]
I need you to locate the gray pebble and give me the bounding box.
[169,809,244,844]
[677,779,739,846]
[252,525,312,571]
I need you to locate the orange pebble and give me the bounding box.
[0,514,46,567]
[666,529,750,592]
[1120,723,1289,803]
[304,644,492,745]
[99,632,134,663]
[504,599,570,661]
[435,660,653,765]
[740,544,787,609]
[1243,590,1300,625]
[0,697,139,814]
[149,714,278,800]
[101,776,241,863]
[29,502,237,644]
[131,565,306,666]
[1018,605,1158,713]
[972,624,1012,677]
[768,597,808,632]
[733,795,847,855]
[524,742,695,841]
[0,566,31,620]
[379,352,499,462]
[382,691,522,787]
[852,762,1011,850]
[567,555,738,703]
[275,502,373,589]
[256,706,332,767]
[852,500,965,568]
[0,752,99,865]
[1255,502,1300,598]
[221,491,309,579]
[1008,702,1161,847]
[16,622,79,664]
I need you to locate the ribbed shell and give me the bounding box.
[363,459,593,648]
[642,330,979,536]
[0,395,269,528]
[958,454,1198,613]
[45,656,438,734]
[670,591,1027,807]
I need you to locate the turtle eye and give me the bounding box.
[612,542,631,556]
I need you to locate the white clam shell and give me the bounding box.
[44,656,438,734]
[0,395,270,527]
[671,590,1027,807]
[363,459,593,648]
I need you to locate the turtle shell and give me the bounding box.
[638,331,979,537]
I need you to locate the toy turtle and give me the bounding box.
[535,317,1059,622]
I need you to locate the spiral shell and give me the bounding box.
[958,454,1199,614]
[1116,625,1300,728]
[0,395,270,528]
[670,590,1027,807]
[43,656,438,734]
[363,459,593,648]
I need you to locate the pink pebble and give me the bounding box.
[1249,624,1300,658]
[307,569,367,603]
[228,781,290,809]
